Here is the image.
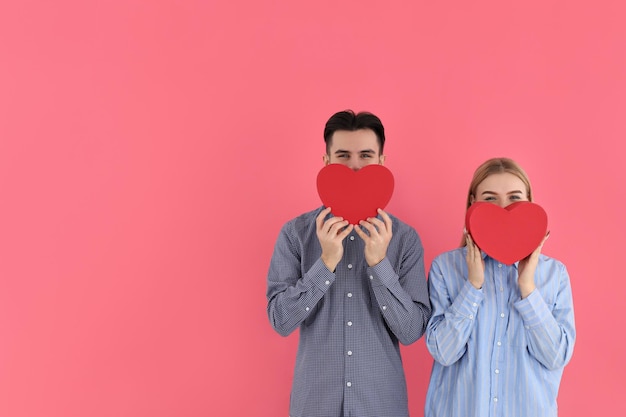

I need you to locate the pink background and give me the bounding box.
[1,1,624,416]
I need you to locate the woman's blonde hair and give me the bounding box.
[461,157,533,246]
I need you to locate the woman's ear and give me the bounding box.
[469,194,475,204]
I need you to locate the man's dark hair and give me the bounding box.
[323,110,386,154]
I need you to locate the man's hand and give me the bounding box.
[355,208,392,267]
[316,207,353,272]
[465,232,485,289]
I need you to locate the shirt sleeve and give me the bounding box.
[426,257,485,366]
[513,261,576,370]
[368,228,432,345]
[266,221,335,337]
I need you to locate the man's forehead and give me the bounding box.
[328,130,381,152]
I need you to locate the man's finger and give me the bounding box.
[358,220,377,235]
[316,207,331,230]
[328,219,349,235]
[337,224,354,240]
[354,224,368,240]
[367,216,385,232]
[378,209,393,233]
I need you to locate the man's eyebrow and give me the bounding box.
[333,149,376,153]
[333,149,377,155]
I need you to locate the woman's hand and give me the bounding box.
[517,231,550,298]
[465,232,485,289]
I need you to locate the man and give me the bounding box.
[267,110,431,417]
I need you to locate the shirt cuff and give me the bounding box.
[451,280,484,320]
[514,289,550,328]
[308,258,336,292]
[366,257,396,287]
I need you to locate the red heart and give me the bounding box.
[465,201,548,265]
[316,164,394,224]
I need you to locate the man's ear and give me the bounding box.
[379,154,386,165]
[322,154,330,165]
[469,194,475,204]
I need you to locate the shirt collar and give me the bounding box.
[462,246,519,269]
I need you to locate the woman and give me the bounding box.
[425,157,575,417]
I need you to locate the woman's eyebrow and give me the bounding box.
[480,190,524,195]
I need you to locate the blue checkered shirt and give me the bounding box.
[425,247,576,417]
[267,207,431,417]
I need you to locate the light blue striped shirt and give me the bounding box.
[425,247,575,417]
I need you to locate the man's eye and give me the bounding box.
[337,154,349,158]
[360,154,372,158]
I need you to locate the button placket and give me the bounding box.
[343,232,358,406]
[491,262,508,407]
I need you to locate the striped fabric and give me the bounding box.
[425,247,576,417]
[267,206,431,417]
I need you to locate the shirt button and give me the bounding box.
[497,341,502,346]
[347,350,352,356]
[469,314,473,319]
[369,275,374,280]
[500,313,505,318]
[305,307,310,311]
[382,305,387,310]
[347,264,353,269]
[347,321,353,326]
[525,325,530,329]
[500,287,504,292]
[495,369,500,374]
[472,302,478,307]
[350,236,355,241]
[346,382,352,387]
[498,264,503,268]
[493,397,498,402]
[347,293,353,298]
[325,280,330,285]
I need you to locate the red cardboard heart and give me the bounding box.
[465,201,548,265]
[316,164,394,224]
